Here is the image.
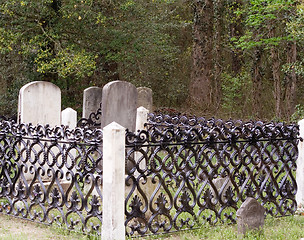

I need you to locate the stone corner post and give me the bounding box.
[61,107,77,129]
[135,107,149,176]
[296,119,304,211]
[102,122,126,240]
[136,106,149,132]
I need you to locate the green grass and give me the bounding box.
[139,215,304,240]
[0,213,303,240]
[0,213,92,240]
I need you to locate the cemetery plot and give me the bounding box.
[0,80,300,238]
[124,116,299,236]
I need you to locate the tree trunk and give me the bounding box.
[189,0,214,111]
[41,0,62,83]
[213,0,223,111]
[230,0,243,76]
[269,26,282,119]
[284,41,297,119]
[271,47,281,118]
[252,48,262,118]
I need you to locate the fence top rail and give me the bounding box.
[0,115,299,147]
[0,119,103,144]
[128,118,299,146]
[148,113,298,129]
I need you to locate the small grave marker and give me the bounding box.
[61,107,77,129]
[211,177,233,203]
[236,197,265,235]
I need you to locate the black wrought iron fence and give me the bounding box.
[0,115,300,238]
[0,120,103,235]
[147,112,207,128]
[125,118,299,236]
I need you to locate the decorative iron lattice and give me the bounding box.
[147,112,207,128]
[77,103,102,129]
[125,120,299,236]
[0,120,103,235]
[0,116,300,237]
[147,113,300,133]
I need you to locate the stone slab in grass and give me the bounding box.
[236,197,265,235]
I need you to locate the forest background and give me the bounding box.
[1,0,304,122]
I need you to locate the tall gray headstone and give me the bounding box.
[236,197,265,235]
[101,81,137,131]
[137,87,153,113]
[18,81,61,126]
[82,86,103,119]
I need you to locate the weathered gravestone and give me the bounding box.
[236,197,265,235]
[82,86,102,121]
[18,81,62,182]
[211,176,233,204]
[137,87,153,113]
[61,107,77,129]
[18,81,61,126]
[101,80,137,173]
[101,80,137,131]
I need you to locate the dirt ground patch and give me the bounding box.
[0,214,89,240]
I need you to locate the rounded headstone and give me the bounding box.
[236,197,265,235]
[82,86,103,119]
[18,81,61,126]
[101,81,137,131]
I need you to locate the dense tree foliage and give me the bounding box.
[1,0,304,121]
[190,0,302,120]
[0,0,192,115]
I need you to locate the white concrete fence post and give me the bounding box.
[61,107,77,128]
[134,106,154,219]
[135,106,149,175]
[102,122,126,240]
[136,106,149,133]
[296,119,304,212]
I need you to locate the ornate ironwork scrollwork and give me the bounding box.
[77,103,102,129]
[0,113,299,237]
[127,118,299,146]
[0,119,103,235]
[125,116,299,236]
